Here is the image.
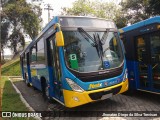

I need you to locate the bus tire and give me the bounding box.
[41,77,51,101]
[33,86,38,90]
[24,73,30,87]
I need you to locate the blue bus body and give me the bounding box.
[20,16,128,107]
[120,16,160,94]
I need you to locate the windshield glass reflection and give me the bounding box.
[63,30,124,73]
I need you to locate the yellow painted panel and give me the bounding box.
[63,79,128,108]
[56,31,64,46]
[119,29,124,33]
[31,69,37,76]
[113,38,117,46]
[63,90,92,108]
[118,79,128,94]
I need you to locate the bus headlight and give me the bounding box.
[66,78,84,92]
[123,69,128,82]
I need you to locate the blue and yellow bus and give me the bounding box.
[120,16,160,94]
[20,16,128,108]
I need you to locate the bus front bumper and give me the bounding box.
[63,79,128,108]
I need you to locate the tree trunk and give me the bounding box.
[1,50,4,60]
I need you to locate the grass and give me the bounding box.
[2,57,19,69]
[1,59,21,76]
[1,77,35,120]
[1,77,28,111]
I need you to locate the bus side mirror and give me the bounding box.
[56,31,64,47]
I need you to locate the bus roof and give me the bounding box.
[20,16,115,55]
[41,16,115,36]
[121,16,160,33]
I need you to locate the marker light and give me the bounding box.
[123,69,128,82]
[66,78,84,92]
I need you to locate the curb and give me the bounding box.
[8,77,42,120]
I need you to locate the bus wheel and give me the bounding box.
[33,86,38,90]
[41,78,51,101]
[24,73,30,87]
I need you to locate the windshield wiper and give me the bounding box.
[77,27,97,47]
[77,28,105,69]
[78,27,103,60]
[93,33,105,69]
[100,30,109,45]
[93,33,104,58]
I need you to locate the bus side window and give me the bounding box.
[137,37,148,63]
[31,44,37,63]
[37,39,45,64]
[150,33,160,62]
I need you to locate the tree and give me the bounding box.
[61,0,125,28]
[1,21,10,59]
[62,0,95,16]
[120,0,150,24]
[120,0,160,25]
[1,0,42,56]
[147,0,160,15]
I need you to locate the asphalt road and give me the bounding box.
[11,77,160,120]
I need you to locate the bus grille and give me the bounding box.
[68,63,124,82]
[89,86,122,100]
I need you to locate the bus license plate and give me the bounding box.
[101,93,112,100]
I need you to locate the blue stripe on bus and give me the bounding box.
[122,16,160,32]
[59,47,127,91]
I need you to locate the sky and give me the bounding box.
[42,0,76,26]
[29,0,121,27]
[28,0,76,27]
[4,0,76,55]
[4,0,121,55]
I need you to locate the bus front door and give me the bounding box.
[136,35,151,90]
[47,36,63,101]
[136,31,160,92]
[150,31,160,92]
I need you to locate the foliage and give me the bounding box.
[2,59,21,76]
[1,77,36,120]
[62,0,125,28]
[1,77,27,111]
[2,57,19,68]
[120,0,160,24]
[62,0,160,28]
[120,0,150,24]
[1,59,7,65]
[1,21,10,58]
[147,0,160,15]
[1,0,41,55]
[63,0,95,16]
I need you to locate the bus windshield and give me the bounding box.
[63,29,124,73]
